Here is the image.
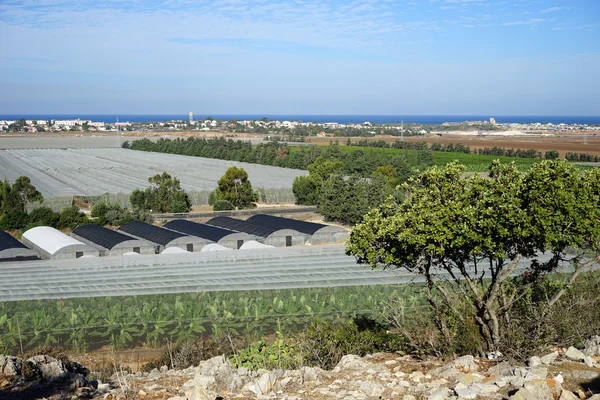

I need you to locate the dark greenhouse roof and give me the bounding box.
[119,221,186,246]
[0,231,29,252]
[72,224,141,250]
[206,217,282,238]
[164,220,238,242]
[247,214,328,235]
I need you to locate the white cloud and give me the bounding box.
[541,6,570,13]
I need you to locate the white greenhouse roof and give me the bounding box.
[22,227,85,255]
[161,247,189,254]
[239,240,275,250]
[201,243,231,252]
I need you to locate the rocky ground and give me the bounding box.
[1,336,600,400]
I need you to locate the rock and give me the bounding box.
[147,368,161,380]
[451,355,477,372]
[2,357,21,376]
[333,355,369,372]
[359,381,383,397]
[428,387,451,400]
[584,356,594,367]
[97,382,110,393]
[167,397,187,400]
[248,372,278,395]
[197,355,234,382]
[587,395,600,400]
[455,385,481,399]
[187,388,217,400]
[160,365,168,373]
[528,356,542,368]
[300,366,321,382]
[487,361,513,376]
[583,335,600,357]
[561,370,600,380]
[565,346,586,362]
[540,351,559,365]
[455,372,484,385]
[559,390,580,400]
[487,351,503,360]
[193,375,216,390]
[510,380,558,400]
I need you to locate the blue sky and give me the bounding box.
[0,0,599,115]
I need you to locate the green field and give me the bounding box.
[0,285,425,354]
[339,146,541,172]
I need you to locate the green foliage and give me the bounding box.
[213,199,234,211]
[292,176,318,205]
[28,206,60,227]
[130,173,191,213]
[57,206,89,230]
[12,176,44,212]
[91,202,150,226]
[544,150,560,160]
[207,190,217,206]
[0,211,29,230]
[347,160,600,350]
[121,140,130,149]
[214,167,257,209]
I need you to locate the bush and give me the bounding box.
[545,150,560,160]
[28,206,60,227]
[0,211,29,230]
[57,206,88,230]
[213,199,234,211]
[142,337,228,371]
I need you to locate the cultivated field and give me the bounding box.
[0,148,307,198]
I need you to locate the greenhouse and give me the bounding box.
[21,227,99,260]
[71,224,156,256]
[163,219,256,249]
[246,214,349,244]
[118,221,208,253]
[206,216,308,247]
[0,231,39,262]
[0,148,306,199]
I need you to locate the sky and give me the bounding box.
[0,0,599,115]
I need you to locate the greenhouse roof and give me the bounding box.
[21,227,85,255]
[164,220,238,242]
[118,221,186,246]
[247,214,332,235]
[72,224,142,250]
[0,231,28,252]
[206,216,282,237]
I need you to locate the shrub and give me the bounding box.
[0,211,29,230]
[28,206,60,227]
[545,150,560,160]
[141,337,228,371]
[57,206,88,229]
[213,199,234,211]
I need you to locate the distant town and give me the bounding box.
[1,114,598,137]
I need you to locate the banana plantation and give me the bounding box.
[0,285,425,354]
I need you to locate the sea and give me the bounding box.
[1,114,599,125]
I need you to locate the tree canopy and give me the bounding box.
[130,172,191,213]
[346,160,600,351]
[214,166,256,210]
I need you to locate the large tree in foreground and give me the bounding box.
[346,160,600,351]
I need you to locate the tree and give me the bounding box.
[57,206,88,230]
[215,167,257,209]
[146,172,191,213]
[346,160,600,351]
[12,176,43,212]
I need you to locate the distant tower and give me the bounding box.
[189,112,194,123]
[401,120,404,142]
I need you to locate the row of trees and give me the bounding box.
[565,152,600,162]
[125,137,434,174]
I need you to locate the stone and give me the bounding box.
[584,356,594,367]
[583,335,600,357]
[561,370,600,380]
[565,346,586,362]
[2,357,21,376]
[455,385,481,399]
[528,356,542,368]
[587,395,600,400]
[451,355,477,372]
[187,388,217,400]
[300,366,321,382]
[428,387,451,400]
[147,368,161,380]
[160,365,168,373]
[193,375,216,390]
[487,362,513,376]
[97,382,111,393]
[559,390,580,400]
[334,355,368,372]
[540,351,559,365]
[359,381,383,397]
[248,372,278,395]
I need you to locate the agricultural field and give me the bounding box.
[0,285,424,353]
[0,148,306,198]
[338,145,542,171]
